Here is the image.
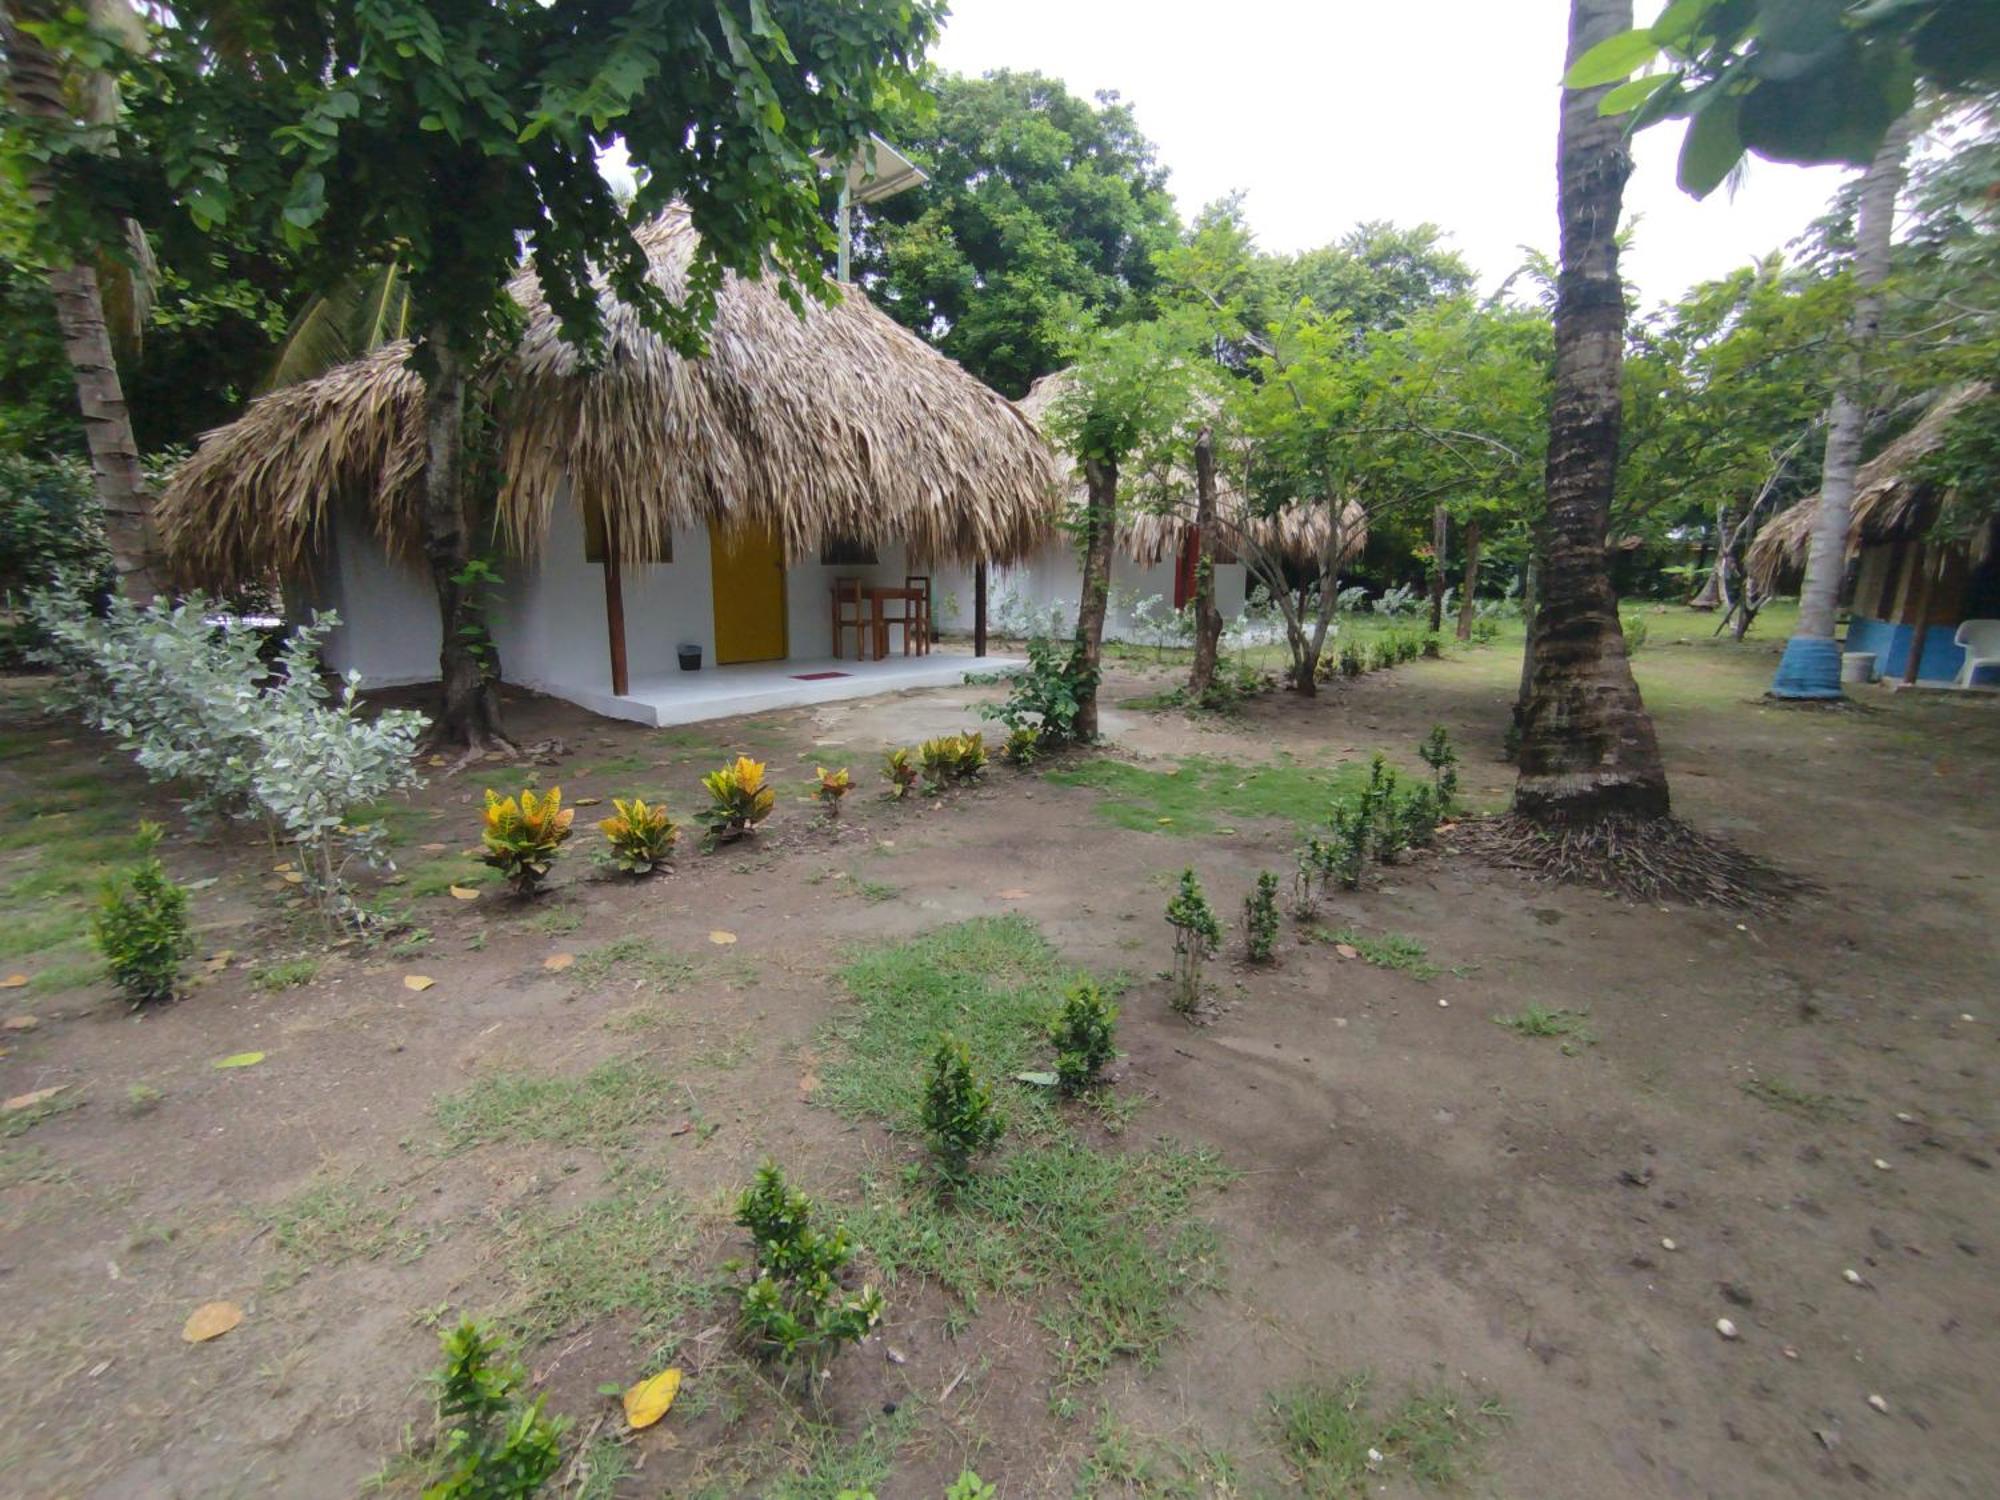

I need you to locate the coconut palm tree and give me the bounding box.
[2,0,162,599]
[1512,0,1671,825]
[1771,116,1914,698]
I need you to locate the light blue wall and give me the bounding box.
[1845,615,1996,684]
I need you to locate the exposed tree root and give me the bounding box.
[1449,813,1808,911]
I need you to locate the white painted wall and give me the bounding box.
[932,542,1249,643]
[309,503,440,688]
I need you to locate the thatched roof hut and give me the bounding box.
[159,209,1060,587]
[1747,383,1995,590]
[1013,370,1368,570]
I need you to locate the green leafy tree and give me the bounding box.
[99,0,941,746]
[1566,0,1996,195]
[851,70,1180,396]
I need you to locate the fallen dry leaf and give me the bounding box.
[623,1368,682,1429]
[1334,943,1360,960]
[272,862,295,874]
[797,1072,819,1096]
[426,754,449,767]
[543,953,576,973]
[3,1014,40,1031]
[203,950,234,973]
[997,889,1031,901]
[448,885,480,902]
[708,930,738,946]
[403,975,435,992]
[1,974,27,989]
[419,841,450,853]
[571,796,602,807]
[282,871,306,885]
[211,1051,265,1069]
[182,1302,243,1343]
[4,1084,70,1112]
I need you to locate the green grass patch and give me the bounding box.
[499,1168,703,1350]
[250,956,321,991]
[1079,1416,1242,1498]
[403,857,498,898]
[1314,926,1441,979]
[1741,1074,1856,1121]
[848,874,899,904]
[261,1175,427,1275]
[1044,754,1364,835]
[577,753,658,778]
[432,1060,676,1152]
[570,935,696,992]
[825,919,1231,1405]
[523,907,584,936]
[1,1088,84,1138]
[757,1407,918,1500]
[0,907,91,962]
[1270,1375,1508,1496]
[1493,1004,1595,1052]
[26,955,101,995]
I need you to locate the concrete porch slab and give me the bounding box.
[537,650,1024,727]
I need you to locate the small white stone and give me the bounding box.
[1873,1158,1893,1171]
[1365,1446,1384,1469]
[1438,998,1450,1008]
[1661,1237,1678,1252]
[1894,1111,1914,1123]
[1716,1318,1739,1340]
[1843,1268,1864,1285]
[1960,1013,1976,1023]
[1782,1346,1800,1361]
[1867,1394,1889,1415]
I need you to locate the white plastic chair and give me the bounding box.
[1954,619,2000,688]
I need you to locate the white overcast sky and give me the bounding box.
[929,0,1853,311]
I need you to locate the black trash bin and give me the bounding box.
[677,643,703,672]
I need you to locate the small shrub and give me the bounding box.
[1395,784,1442,850]
[975,634,1094,745]
[736,1162,883,1364]
[1469,617,1501,645]
[1421,632,1444,659]
[918,736,957,794]
[1325,800,1371,889]
[698,756,776,846]
[93,821,194,1008]
[424,1320,565,1500]
[1165,868,1222,1015]
[1002,725,1040,767]
[1418,726,1460,809]
[882,747,920,800]
[1338,640,1366,678]
[953,731,988,780]
[480,787,574,895]
[815,765,852,820]
[1622,614,1649,655]
[1050,978,1118,1094]
[1291,836,1335,920]
[1243,871,1281,964]
[920,1034,1004,1180]
[596,796,677,875]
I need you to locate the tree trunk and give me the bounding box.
[1427,504,1448,632]
[2,4,162,601]
[1455,517,1482,641]
[1688,504,1726,609]
[1772,116,1913,699]
[1513,0,1670,825]
[419,328,509,748]
[1187,425,1223,699]
[1071,455,1117,739]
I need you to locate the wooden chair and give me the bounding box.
[830,577,869,660]
[903,574,933,656]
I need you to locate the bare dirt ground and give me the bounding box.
[2,615,1996,1499]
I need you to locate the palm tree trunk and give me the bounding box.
[1187,426,1222,698]
[1513,0,1669,825]
[1071,456,1117,739]
[1772,116,1913,699]
[3,3,162,601]
[419,328,509,748]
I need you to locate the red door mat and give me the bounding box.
[790,671,851,681]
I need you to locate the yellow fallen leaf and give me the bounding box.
[997,889,1031,901]
[182,1301,243,1343]
[1,974,27,989]
[543,953,575,972]
[212,1051,265,1069]
[427,754,449,767]
[420,842,450,853]
[448,885,480,902]
[272,862,295,874]
[4,1084,69,1112]
[708,930,737,946]
[403,975,436,992]
[572,796,602,808]
[1334,943,1359,960]
[282,871,306,885]
[3,1014,41,1031]
[623,1367,682,1429]
[204,950,235,973]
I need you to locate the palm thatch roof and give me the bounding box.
[1014,371,1367,570]
[159,210,1061,585]
[1747,383,1994,590]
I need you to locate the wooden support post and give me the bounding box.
[974,560,988,658]
[604,513,629,698]
[1901,543,1936,686]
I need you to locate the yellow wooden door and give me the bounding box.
[708,519,787,664]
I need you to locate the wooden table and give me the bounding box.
[862,585,927,660]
